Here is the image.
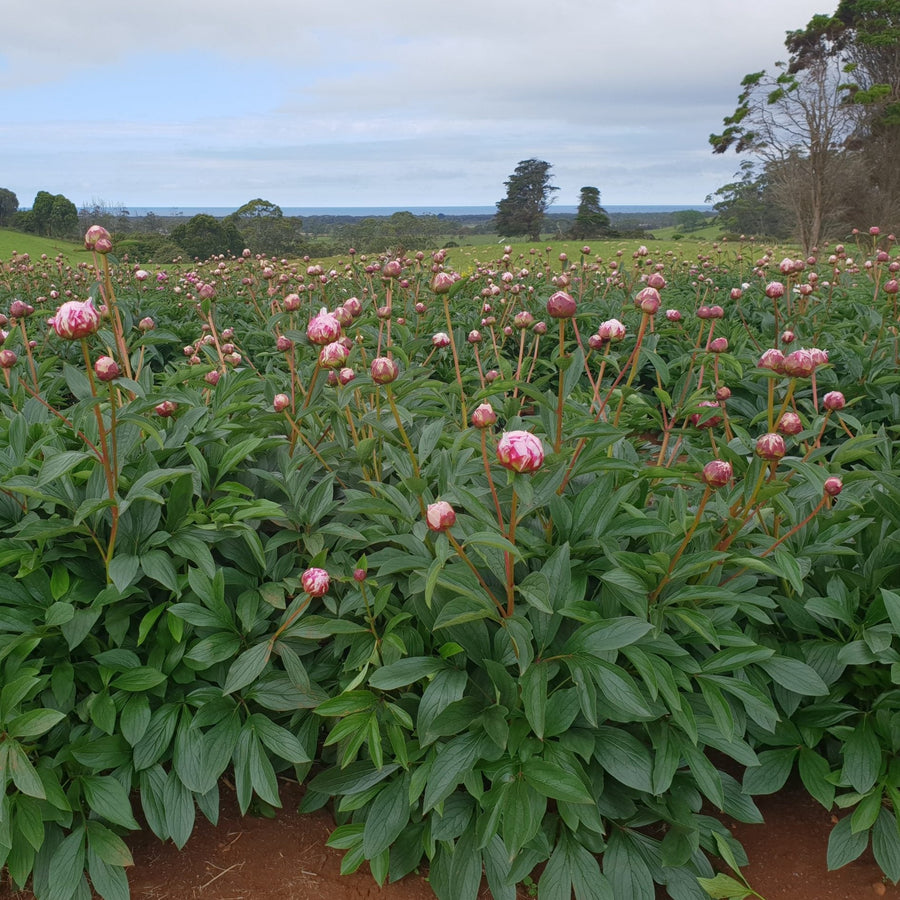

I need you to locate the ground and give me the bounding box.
[1,782,898,900]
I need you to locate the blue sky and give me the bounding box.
[2,0,827,210]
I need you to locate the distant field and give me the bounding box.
[0,228,87,264]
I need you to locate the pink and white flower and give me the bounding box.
[51,299,101,340]
[426,501,457,532]
[496,430,544,474]
[301,567,330,597]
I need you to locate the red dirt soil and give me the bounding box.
[1,781,897,900]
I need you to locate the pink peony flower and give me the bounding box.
[635,287,660,315]
[84,225,111,250]
[782,349,816,378]
[307,308,342,346]
[52,299,101,340]
[426,501,457,532]
[496,430,544,474]
[432,332,451,348]
[431,271,455,294]
[301,567,330,597]
[777,412,803,435]
[765,281,785,299]
[273,393,290,412]
[597,318,626,342]
[758,348,785,372]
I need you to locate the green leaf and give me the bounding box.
[85,821,133,868]
[6,708,66,740]
[521,662,548,739]
[423,733,485,812]
[842,720,883,794]
[882,588,900,636]
[87,845,130,900]
[522,759,593,804]
[593,726,654,793]
[37,450,91,486]
[308,761,400,796]
[163,770,196,849]
[362,774,410,859]
[565,617,653,655]
[826,816,868,870]
[742,748,797,796]
[249,713,310,763]
[81,776,140,830]
[108,554,141,593]
[603,830,655,900]
[222,642,270,695]
[110,667,166,692]
[758,656,828,696]
[696,873,753,899]
[368,657,446,690]
[46,828,86,900]
[797,748,835,809]
[872,807,900,883]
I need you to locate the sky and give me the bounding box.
[1,0,829,211]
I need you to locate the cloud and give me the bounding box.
[2,0,826,206]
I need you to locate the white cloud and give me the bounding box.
[1,0,827,207]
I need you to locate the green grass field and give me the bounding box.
[0,228,88,265]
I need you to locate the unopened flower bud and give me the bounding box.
[155,400,178,417]
[758,348,785,372]
[708,337,728,353]
[319,341,349,369]
[635,287,660,315]
[597,318,626,342]
[139,317,156,331]
[205,370,221,385]
[94,356,120,382]
[471,402,497,429]
[782,349,816,378]
[547,290,576,319]
[715,386,731,401]
[0,349,17,368]
[273,393,290,412]
[824,476,843,497]
[781,330,795,344]
[691,400,722,429]
[665,309,682,322]
[301,567,330,597]
[823,391,845,411]
[431,271,455,294]
[84,225,112,250]
[702,459,733,488]
[276,335,293,352]
[765,281,785,299]
[338,367,356,385]
[467,330,482,344]
[426,501,456,532]
[777,412,803,435]
[307,308,342,345]
[370,356,399,384]
[755,432,786,461]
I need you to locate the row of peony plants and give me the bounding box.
[0,226,898,900]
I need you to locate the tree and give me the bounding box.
[224,199,305,256]
[49,195,79,239]
[785,0,900,226]
[706,160,791,238]
[569,186,612,239]
[672,209,711,233]
[171,214,244,260]
[495,159,558,242]
[0,188,18,227]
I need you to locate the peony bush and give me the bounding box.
[0,232,899,900]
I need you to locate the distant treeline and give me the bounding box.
[1,191,713,262]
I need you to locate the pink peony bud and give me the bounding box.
[353,567,367,582]
[496,430,544,474]
[93,356,120,382]
[205,370,221,385]
[547,290,576,319]
[730,288,743,300]
[84,225,112,250]
[823,391,845,411]
[691,400,722,429]
[273,393,290,412]
[383,260,402,279]
[198,283,216,300]
[9,300,31,319]
[307,308,342,345]
[758,348,785,372]
[432,332,451,348]
[809,348,828,367]
[283,293,301,311]
[824,476,843,497]
[344,297,362,317]
[597,318,626,342]
[777,412,803,435]
[709,305,724,319]
[431,271,455,294]
[782,349,816,378]
[467,330,482,344]
[765,281,785,299]
[135,269,150,282]
[781,330,795,344]
[471,402,497,429]
[426,501,457,532]
[0,349,17,368]
[533,321,547,335]
[755,432,786,461]
[155,400,178,417]
[301,567,330,597]
[883,279,899,295]
[646,272,666,290]
[665,309,682,322]
[708,337,728,353]
[139,317,156,331]
[276,335,293,352]
[635,287,660,315]
[52,299,101,340]
[702,459,733,488]
[338,367,356,385]
[319,341,349,369]
[370,356,399,384]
